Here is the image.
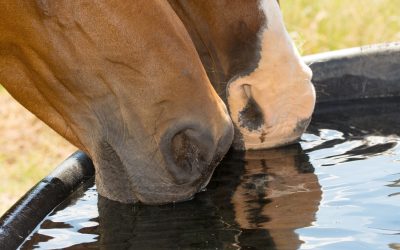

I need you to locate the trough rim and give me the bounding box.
[0,151,94,250]
[1,42,400,249]
[304,42,400,64]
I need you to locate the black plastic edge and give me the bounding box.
[0,151,94,250]
[305,42,400,103]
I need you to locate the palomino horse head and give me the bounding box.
[0,0,315,204]
[170,0,315,150]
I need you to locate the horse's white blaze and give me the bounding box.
[227,0,316,150]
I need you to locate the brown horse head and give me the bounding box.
[169,0,315,150]
[0,1,233,204]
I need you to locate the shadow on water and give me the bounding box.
[94,145,321,250]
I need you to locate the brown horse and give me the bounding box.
[0,0,315,204]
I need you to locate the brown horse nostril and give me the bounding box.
[171,131,203,177]
[161,127,213,185]
[161,121,233,186]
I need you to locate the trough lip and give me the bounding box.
[306,42,400,103]
[1,42,400,249]
[304,42,400,64]
[0,151,94,250]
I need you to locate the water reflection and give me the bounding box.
[231,148,322,250]
[19,98,400,249]
[95,144,321,250]
[390,243,400,250]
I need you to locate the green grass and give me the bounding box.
[281,0,400,55]
[1,1,399,216]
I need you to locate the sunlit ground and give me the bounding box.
[1,0,399,216]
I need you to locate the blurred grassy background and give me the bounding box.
[1,0,399,216]
[281,0,400,54]
[0,90,76,216]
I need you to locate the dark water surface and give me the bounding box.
[20,99,400,250]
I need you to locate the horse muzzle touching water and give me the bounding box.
[227,0,315,150]
[169,0,315,150]
[0,0,315,204]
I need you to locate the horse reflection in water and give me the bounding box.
[231,148,322,249]
[96,144,322,250]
